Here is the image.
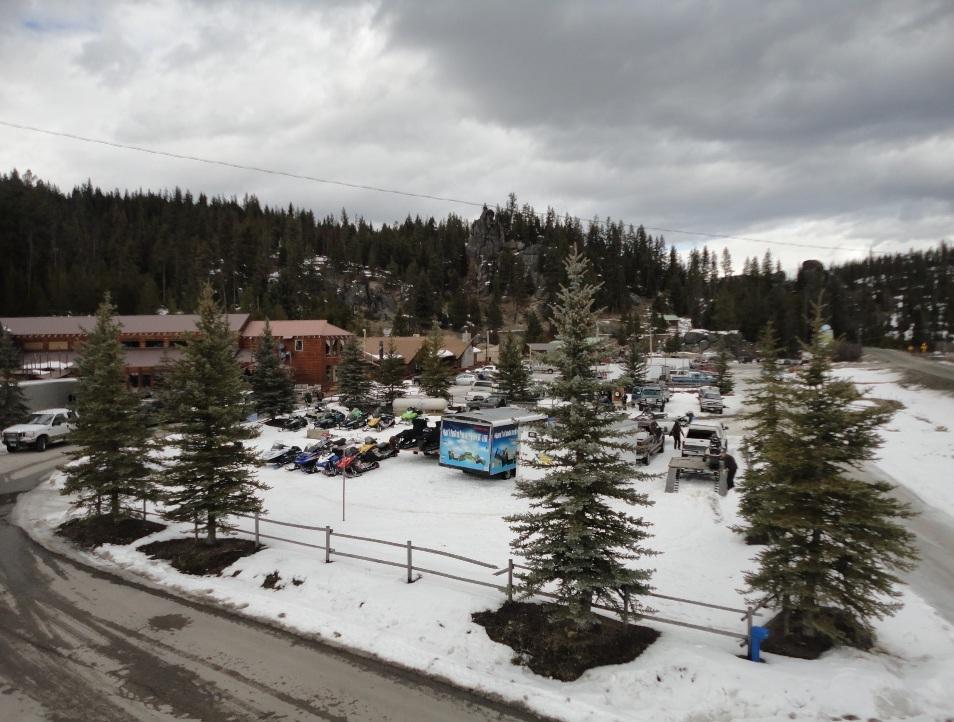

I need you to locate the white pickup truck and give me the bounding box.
[2,408,77,452]
[465,380,500,402]
[681,421,727,459]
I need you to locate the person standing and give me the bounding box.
[720,451,738,490]
[669,420,683,450]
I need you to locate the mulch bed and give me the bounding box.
[57,515,166,549]
[760,608,874,659]
[472,601,660,681]
[138,537,263,576]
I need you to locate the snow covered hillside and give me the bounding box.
[15,367,954,722]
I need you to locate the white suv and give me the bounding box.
[2,408,77,452]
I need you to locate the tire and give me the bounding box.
[35,436,47,452]
[643,457,650,466]
[5,445,15,453]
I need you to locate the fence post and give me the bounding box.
[254,512,260,548]
[406,540,413,583]
[325,527,332,563]
[507,558,514,602]
[745,606,754,658]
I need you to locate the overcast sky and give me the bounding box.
[2,0,952,270]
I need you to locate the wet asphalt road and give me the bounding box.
[863,347,954,384]
[0,449,538,722]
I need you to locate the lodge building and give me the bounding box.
[0,314,351,391]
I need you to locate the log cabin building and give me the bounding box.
[1,314,351,391]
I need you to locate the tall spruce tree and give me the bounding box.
[736,321,787,544]
[62,294,156,518]
[714,339,734,394]
[525,311,545,343]
[496,332,531,400]
[506,251,655,626]
[337,336,371,407]
[621,334,647,388]
[161,285,265,544]
[745,313,918,646]
[376,337,406,408]
[0,326,28,430]
[249,319,295,419]
[418,324,450,399]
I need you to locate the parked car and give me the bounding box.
[455,373,477,386]
[466,394,508,410]
[465,380,499,402]
[3,408,77,452]
[681,421,727,459]
[699,388,725,414]
[633,414,665,465]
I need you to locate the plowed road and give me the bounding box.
[0,449,538,722]
[863,347,954,384]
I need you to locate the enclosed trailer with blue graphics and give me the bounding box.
[439,407,545,478]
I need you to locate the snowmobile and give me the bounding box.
[281,415,309,432]
[359,437,399,462]
[318,447,346,476]
[314,409,346,428]
[415,421,441,457]
[286,443,325,473]
[365,408,395,430]
[391,417,428,450]
[334,446,367,476]
[398,407,422,424]
[341,408,368,430]
[261,443,302,467]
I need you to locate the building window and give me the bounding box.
[122,340,140,349]
[144,339,164,348]
[295,338,304,352]
[48,340,69,351]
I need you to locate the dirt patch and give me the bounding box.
[472,601,659,681]
[262,571,281,589]
[57,515,165,549]
[760,608,873,659]
[147,614,191,632]
[138,537,262,576]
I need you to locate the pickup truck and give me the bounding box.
[633,414,665,465]
[681,421,727,459]
[3,408,77,452]
[698,388,725,414]
[465,380,499,402]
[636,386,666,412]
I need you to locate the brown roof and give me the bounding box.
[242,320,351,339]
[1,314,249,337]
[362,336,427,364]
[362,335,472,364]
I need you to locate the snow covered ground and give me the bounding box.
[14,368,954,721]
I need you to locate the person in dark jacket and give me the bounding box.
[669,420,683,449]
[720,451,738,490]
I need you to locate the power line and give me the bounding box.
[0,118,882,256]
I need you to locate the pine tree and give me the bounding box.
[376,337,406,408]
[249,319,295,419]
[0,326,28,430]
[418,324,450,399]
[496,332,530,400]
[62,294,156,518]
[390,305,413,337]
[745,312,918,647]
[525,310,544,343]
[621,334,647,388]
[736,322,787,544]
[506,251,655,626]
[337,336,371,407]
[714,339,734,393]
[161,285,265,544]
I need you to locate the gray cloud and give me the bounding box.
[0,0,951,270]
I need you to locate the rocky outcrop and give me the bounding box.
[467,206,545,290]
